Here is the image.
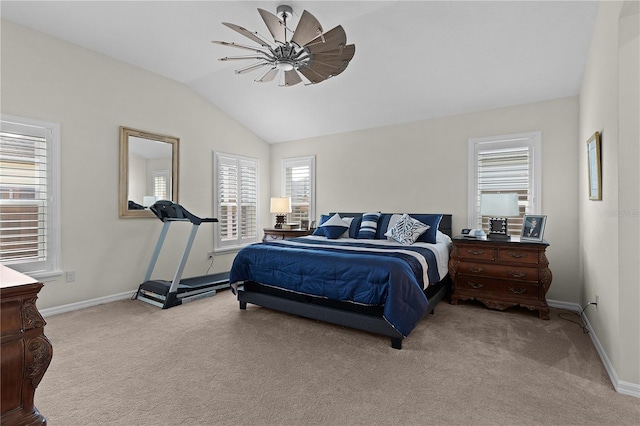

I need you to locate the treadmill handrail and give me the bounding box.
[150,201,218,225]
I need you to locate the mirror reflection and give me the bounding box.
[119,127,179,218]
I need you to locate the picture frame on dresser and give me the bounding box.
[521,215,546,241]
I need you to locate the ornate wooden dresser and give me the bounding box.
[449,236,552,319]
[1,265,52,425]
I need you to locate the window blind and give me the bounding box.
[153,172,168,200]
[283,156,315,226]
[0,128,48,262]
[215,153,258,249]
[476,147,530,234]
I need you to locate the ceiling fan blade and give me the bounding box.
[222,22,272,47]
[235,62,269,75]
[303,62,347,80]
[255,67,278,83]
[212,40,270,54]
[298,67,327,84]
[312,44,355,61]
[219,55,270,61]
[305,25,347,54]
[257,8,286,44]
[291,10,323,47]
[282,70,303,87]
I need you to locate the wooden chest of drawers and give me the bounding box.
[448,237,552,319]
[1,266,52,425]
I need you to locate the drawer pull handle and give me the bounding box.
[468,281,484,289]
[469,266,485,273]
[507,251,527,259]
[509,287,527,294]
[509,271,527,278]
[467,249,485,255]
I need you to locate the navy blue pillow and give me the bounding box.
[409,214,443,244]
[375,214,393,239]
[348,216,362,238]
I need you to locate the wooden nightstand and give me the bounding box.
[262,228,313,242]
[448,236,552,319]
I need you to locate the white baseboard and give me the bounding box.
[548,299,640,398]
[40,290,136,317]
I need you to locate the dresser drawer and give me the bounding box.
[456,275,539,299]
[456,245,496,261]
[457,262,539,282]
[496,247,540,265]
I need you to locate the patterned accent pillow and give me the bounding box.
[319,213,349,239]
[357,212,381,239]
[312,214,331,236]
[384,214,430,245]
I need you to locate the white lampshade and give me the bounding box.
[270,197,292,214]
[480,193,519,217]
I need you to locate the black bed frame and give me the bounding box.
[237,214,452,349]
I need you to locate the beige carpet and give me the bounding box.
[35,290,639,425]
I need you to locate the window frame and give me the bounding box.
[0,114,61,280]
[281,155,315,227]
[213,151,259,253]
[467,131,542,232]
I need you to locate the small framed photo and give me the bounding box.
[587,131,602,201]
[520,215,546,242]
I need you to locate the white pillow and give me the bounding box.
[384,214,430,245]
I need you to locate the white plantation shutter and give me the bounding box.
[0,115,60,277]
[282,156,315,225]
[214,152,258,250]
[153,171,168,200]
[469,132,541,235]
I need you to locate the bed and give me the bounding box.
[229,212,452,349]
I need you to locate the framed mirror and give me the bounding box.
[119,126,179,218]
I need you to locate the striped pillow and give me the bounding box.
[357,212,381,239]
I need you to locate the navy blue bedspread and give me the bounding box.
[229,238,441,337]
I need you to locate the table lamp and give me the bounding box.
[270,197,291,229]
[480,193,519,239]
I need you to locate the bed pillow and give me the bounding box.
[312,214,331,236]
[319,213,349,239]
[357,212,381,239]
[348,216,362,238]
[340,217,354,238]
[384,214,430,245]
[409,214,443,244]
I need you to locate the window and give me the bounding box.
[282,156,315,226]
[468,132,541,235]
[153,170,169,200]
[214,152,258,251]
[0,115,61,279]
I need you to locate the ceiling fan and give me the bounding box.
[212,5,355,87]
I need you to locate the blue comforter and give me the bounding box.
[229,237,442,337]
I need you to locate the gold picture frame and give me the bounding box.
[587,131,602,201]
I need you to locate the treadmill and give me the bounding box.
[135,201,229,309]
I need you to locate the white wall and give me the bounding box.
[271,96,580,303]
[579,0,639,389]
[1,20,271,309]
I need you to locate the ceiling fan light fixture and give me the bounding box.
[276,61,295,71]
[214,5,355,86]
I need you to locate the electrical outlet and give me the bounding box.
[207,251,215,260]
[595,294,599,310]
[66,271,76,282]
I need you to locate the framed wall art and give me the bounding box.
[587,131,602,201]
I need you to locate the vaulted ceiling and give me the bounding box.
[1,1,599,143]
